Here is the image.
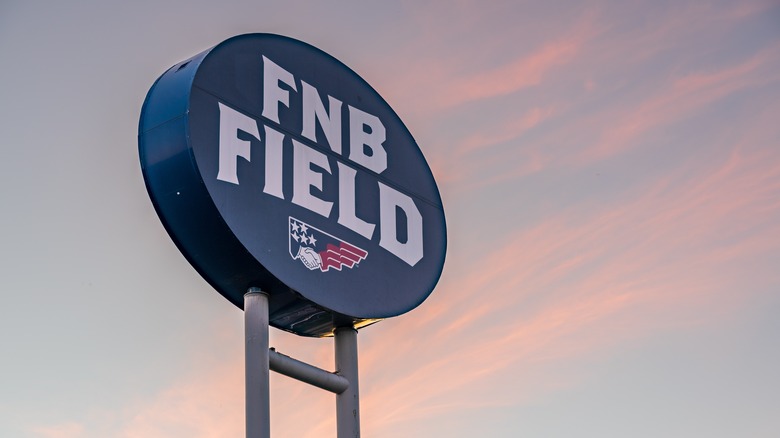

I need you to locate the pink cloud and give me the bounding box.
[581,43,779,163]
[438,38,581,109]
[422,4,779,193]
[30,422,85,438]
[118,358,245,438]
[351,130,780,433]
[456,106,557,155]
[375,12,598,119]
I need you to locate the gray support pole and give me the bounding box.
[245,288,270,438]
[269,349,349,394]
[335,327,360,438]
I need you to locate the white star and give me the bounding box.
[291,232,300,242]
[308,234,317,246]
[291,222,300,233]
[299,223,309,234]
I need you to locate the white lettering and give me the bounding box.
[292,140,333,218]
[262,124,285,199]
[218,52,424,266]
[348,106,387,173]
[378,183,423,266]
[337,162,375,239]
[262,56,297,124]
[217,103,257,185]
[301,81,342,154]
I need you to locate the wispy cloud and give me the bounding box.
[30,422,85,438]
[423,3,780,192]
[436,37,583,110]
[374,7,599,119]
[579,43,780,163]
[353,122,780,434]
[457,106,557,155]
[118,359,245,438]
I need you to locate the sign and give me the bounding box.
[139,34,446,336]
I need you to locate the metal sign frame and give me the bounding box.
[138,33,447,337]
[245,289,360,437]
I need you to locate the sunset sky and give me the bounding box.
[1,1,779,437]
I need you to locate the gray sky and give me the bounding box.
[1,1,779,437]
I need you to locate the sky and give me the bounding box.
[1,0,779,437]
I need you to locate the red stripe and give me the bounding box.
[339,255,356,268]
[339,242,367,259]
[318,242,366,272]
[320,252,342,272]
[339,249,361,264]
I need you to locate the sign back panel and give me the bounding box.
[139,34,446,336]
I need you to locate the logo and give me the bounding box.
[289,217,367,272]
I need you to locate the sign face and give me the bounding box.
[139,34,446,336]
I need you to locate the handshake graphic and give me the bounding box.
[297,246,322,270]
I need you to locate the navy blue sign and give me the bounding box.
[139,34,446,336]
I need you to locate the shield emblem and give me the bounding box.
[289,217,368,272]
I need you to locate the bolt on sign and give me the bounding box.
[139,34,447,336]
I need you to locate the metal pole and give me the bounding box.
[269,349,350,394]
[335,327,360,438]
[245,288,270,438]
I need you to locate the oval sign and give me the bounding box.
[139,34,446,336]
